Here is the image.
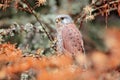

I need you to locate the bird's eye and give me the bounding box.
[61,17,64,20]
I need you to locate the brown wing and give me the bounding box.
[62,23,84,54]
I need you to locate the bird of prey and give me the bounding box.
[55,14,85,55]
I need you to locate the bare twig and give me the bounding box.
[76,0,120,29]
[22,0,53,42]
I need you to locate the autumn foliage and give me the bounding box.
[0,0,120,80]
[0,28,120,80]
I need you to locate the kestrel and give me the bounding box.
[55,14,85,54]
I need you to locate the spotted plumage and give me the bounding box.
[55,14,85,54]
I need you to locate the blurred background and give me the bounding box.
[1,1,120,80]
[0,0,120,54]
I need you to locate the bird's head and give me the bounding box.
[55,14,73,24]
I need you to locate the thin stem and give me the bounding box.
[22,0,53,42]
[32,12,53,42]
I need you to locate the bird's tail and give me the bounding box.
[82,46,88,70]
